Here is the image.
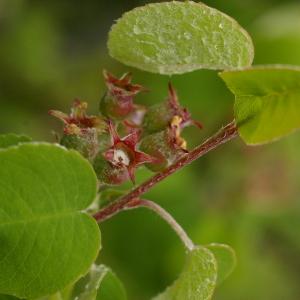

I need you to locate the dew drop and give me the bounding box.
[158,35,166,44]
[144,56,151,63]
[184,32,192,40]
[133,25,142,35]
[184,56,193,63]
[158,65,167,74]
[214,44,224,52]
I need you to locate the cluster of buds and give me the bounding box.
[50,71,202,185]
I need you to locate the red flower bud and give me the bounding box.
[100,70,145,120]
[143,83,202,134]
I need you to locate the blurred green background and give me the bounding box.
[1,0,300,299]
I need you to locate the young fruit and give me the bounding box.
[59,127,98,160]
[143,83,202,135]
[93,154,129,185]
[100,70,145,120]
[140,116,188,172]
[49,100,107,161]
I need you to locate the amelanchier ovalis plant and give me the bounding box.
[1,1,300,299]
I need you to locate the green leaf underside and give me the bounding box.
[152,246,217,300]
[108,1,254,75]
[0,134,32,149]
[71,264,126,300]
[0,143,100,299]
[206,243,236,285]
[220,66,300,145]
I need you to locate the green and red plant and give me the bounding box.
[1,1,300,299]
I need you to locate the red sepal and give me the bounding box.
[104,120,157,183]
[168,83,203,130]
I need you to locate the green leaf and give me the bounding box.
[71,264,126,300]
[152,246,217,300]
[206,243,236,285]
[36,292,64,300]
[108,1,254,75]
[0,134,32,149]
[32,285,74,300]
[96,266,126,300]
[0,143,101,299]
[220,66,300,145]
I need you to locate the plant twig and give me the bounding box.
[93,121,238,222]
[128,198,195,251]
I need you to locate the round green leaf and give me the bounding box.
[0,143,101,299]
[220,66,300,145]
[206,243,236,285]
[108,1,254,75]
[0,134,32,149]
[152,246,217,300]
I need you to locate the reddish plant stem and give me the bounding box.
[93,121,238,222]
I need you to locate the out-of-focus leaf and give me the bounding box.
[96,266,127,300]
[0,143,101,299]
[152,246,217,300]
[71,264,126,300]
[252,3,300,39]
[206,243,236,285]
[108,1,254,75]
[0,133,31,149]
[251,3,300,65]
[220,66,300,145]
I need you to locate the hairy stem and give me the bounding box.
[124,198,195,251]
[93,121,238,222]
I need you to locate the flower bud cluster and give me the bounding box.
[50,71,202,185]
